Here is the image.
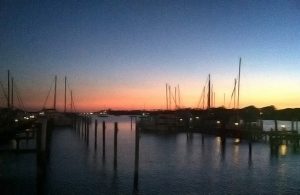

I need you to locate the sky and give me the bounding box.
[1,0,300,111]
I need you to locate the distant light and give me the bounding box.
[234,122,239,126]
[234,138,240,144]
[281,125,286,129]
[189,118,193,121]
[15,119,19,123]
[260,112,263,115]
[216,121,221,124]
[179,118,183,121]
[195,116,199,119]
[39,112,45,116]
[24,117,29,120]
[90,112,93,115]
[29,115,35,119]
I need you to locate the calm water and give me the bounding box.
[1,116,300,194]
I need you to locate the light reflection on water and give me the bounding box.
[1,115,300,194]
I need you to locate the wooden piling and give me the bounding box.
[41,119,47,152]
[36,118,48,195]
[87,117,90,144]
[114,122,118,169]
[133,127,140,192]
[248,141,252,157]
[102,121,106,157]
[94,119,98,149]
[81,117,84,137]
[274,120,278,131]
[85,116,88,141]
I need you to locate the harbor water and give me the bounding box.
[1,116,300,194]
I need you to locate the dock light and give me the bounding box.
[195,116,199,119]
[234,122,239,126]
[14,119,19,123]
[234,138,240,144]
[216,121,221,124]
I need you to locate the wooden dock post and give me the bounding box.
[102,121,106,157]
[248,141,252,158]
[36,118,48,195]
[81,117,84,137]
[94,119,98,149]
[87,117,90,144]
[41,119,47,152]
[114,122,118,169]
[274,120,278,131]
[133,127,140,193]
[221,136,226,161]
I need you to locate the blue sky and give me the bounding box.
[1,0,300,110]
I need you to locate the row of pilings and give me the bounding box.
[72,115,140,193]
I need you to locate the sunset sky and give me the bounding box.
[1,1,300,111]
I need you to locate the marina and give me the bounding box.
[1,115,300,194]
[2,1,300,194]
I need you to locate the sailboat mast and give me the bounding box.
[54,75,57,110]
[203,86,205,109]
[237,57,241,109]
[70,90,73,112]
[211,84,214,108]
[64,76,67,113]
[7,70,10,108]
[207,74,210,109]
[234,78,237,109]
[178,84,181,109]
[11,77,14,109]
[166,83,168,110]
[168,85,171,110]
[174,87,177,109]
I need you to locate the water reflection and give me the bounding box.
[248,142,252,167]
[279,144,287,156]
[3,116,300,194]
[220,136,226,162]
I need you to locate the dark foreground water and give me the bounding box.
[1,115,300,194]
